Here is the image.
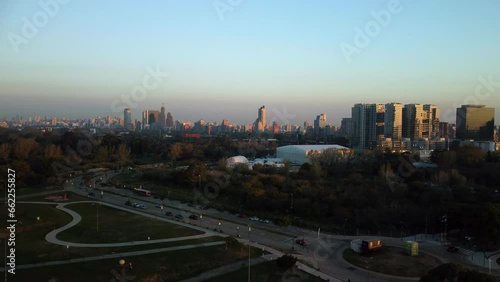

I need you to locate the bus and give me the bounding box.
[134,188,151,197]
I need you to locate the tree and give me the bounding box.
[12,138,38,159]
[169,143,183,163]
[276,254,297,270]
[420,263,499,282]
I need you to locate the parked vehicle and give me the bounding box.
[259,219,270,224]
[189,214,198,220]
[175,214,183,219]
[447,246,459,253]
[249,216,259,221]
[165,211,173,216]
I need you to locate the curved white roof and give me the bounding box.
[226,155,249,168]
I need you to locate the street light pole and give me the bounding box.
[248,225,251,282]
[441,215,447,243]
[97,204,99,233]
[343,219,347,238]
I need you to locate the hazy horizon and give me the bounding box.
[1,0,499,125]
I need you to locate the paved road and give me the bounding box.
[56,172,500,281]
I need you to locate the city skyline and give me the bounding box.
[1,0,500,124]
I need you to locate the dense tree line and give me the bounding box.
[1,128,499,249]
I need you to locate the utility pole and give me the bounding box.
[96,204,99,233]
[248,225,251,282]
[441,215,447,243]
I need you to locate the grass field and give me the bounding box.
[205,260,327,282]
[12,238,263,282]
[57,203,203,243]
[343,246,442,277]
[0,202,213,265]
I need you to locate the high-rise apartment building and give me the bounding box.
[384,103,402,139]
[254,106,266,132]
[402,104,426,139]
[456,105,495,140]
[314,114,327,134]
[423,104,440,138]
[376,104,385,140]
[124,108,132,130]
[142,110,160,130]
[166,112,174,128]
[351,104,379,150]
[159,106,166,129]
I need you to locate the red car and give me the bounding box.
[238,213,248,218]
[295,239,307,246]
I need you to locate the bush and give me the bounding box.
[276,254,297,270]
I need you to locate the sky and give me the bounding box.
[1,0,499,125]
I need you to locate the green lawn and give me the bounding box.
[0,203,73,265]
[0,202,215,265]
[11,238,263,282]
[205,260,326,282]
[57,203,203,243]
[343,247,442,277]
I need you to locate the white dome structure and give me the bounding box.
[226,156,249,168]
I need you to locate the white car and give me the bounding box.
[249,217,259,221]
[259,219,270,224]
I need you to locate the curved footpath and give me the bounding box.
[18,201,221,247]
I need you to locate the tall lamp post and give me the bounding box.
[343,219,347,238]
[441,215,447,243]
[248,225,251,282]
[96,203,99,233]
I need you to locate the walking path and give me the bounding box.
[13,241,225,270]
[36,201,219,247]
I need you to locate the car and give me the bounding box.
[137,204,147,209]
[295,239,307,246]
[259,219,270,224]
[155,204,163,208]
[447,246,459,253]
[165,211,173,216]
[175,214,183,219]
[238,214,248,218]
[189,214,199,220]
[249,216,259,221]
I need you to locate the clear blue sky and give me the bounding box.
[1,0,499,125]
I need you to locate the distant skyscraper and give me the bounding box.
[124,108,132,130]
[254,105,266,132]
[340,118,352,137]
[272,121,279,134]
[159,105,166,129]
[402,104,425,139]
[351,104,378,150]
[142,110,160,130]
[384,103,402,139]
[314,114,327,132]
[166,112,174,128]
[456,105,495,140]
[423,104,440,138]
